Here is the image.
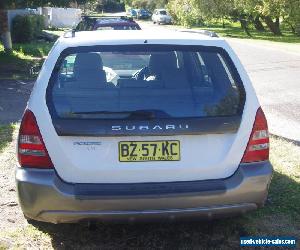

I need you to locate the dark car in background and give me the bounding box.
[75,16,141,31]
[127,9,137,18]
[137,9,152,19]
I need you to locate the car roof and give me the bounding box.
[82,16,136,22]
[95,18,138,26]
[58,30,225,50]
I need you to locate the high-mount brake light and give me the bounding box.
[241,107,269,163]
[18,110,53,168]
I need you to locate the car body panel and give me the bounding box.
[152,9,172,24]
[16,30,272,223]
[75,17,141,31]
[28,30,259,184]
[137,9,151,19]
[16,162,272,223]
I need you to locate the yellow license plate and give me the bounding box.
[119,140,180,162]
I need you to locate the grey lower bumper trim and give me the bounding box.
[16,161,272,223]
[39,203,257,223]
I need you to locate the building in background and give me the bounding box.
[40,7,82,28]
[7,7,82,30]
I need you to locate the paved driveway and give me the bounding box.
[226,39,300,142]
[0,80,33,124]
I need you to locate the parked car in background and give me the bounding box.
[16,30,272,224]
[152,9,172,24]
[137,9,152,19]
[126,9,138,18]
[75,16,141,31]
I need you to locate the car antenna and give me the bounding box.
[72,29,76,37]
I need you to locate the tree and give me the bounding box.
[0,0,97,51]
[167,0,300,36]
[283,0,300,35]
[125,0,168,10]
[167,0,233,27]
[256,0,285,35]
[212,0,234,28]
[0,1,14,51]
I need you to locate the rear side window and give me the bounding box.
[159,11,167,15]
[48,45,244,120]
[75,20,94,31]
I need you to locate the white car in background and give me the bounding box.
[152,9,172,24]
[16,30,272,224]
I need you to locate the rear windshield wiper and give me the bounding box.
[71,110,168,119]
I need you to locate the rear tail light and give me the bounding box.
[241,107,269,163]
[18,110,53,168]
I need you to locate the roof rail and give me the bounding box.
[81,15,133,21]
[63,28,76,38]
[178,29,219,38]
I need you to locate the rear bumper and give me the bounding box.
[16,162,272,223]
[159,20,172,24]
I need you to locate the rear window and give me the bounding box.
[48,45,244,120]
[159,11,167,15]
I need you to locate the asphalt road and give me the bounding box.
[139,21,300,142]
[226,39,300,142]
[0,80,33,124]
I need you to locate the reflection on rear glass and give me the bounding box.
[52,48,242,119]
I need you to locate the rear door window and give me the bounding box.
[159,11,167,15]
[48,45,244,120]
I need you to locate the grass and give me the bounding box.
[194,21,300,43]
[0,39,54,79]
[13,42,54,58]
[0,43,34,79]
[242,137,300,236]
[0,124,16,153]
[43,28,67,38]
[0,134,299,249]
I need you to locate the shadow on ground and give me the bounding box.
[271,134,300,147]
[26,168,300,249]
[0,41,53,79]
[0,52,35,80]
[31,218,247,249]
[0,80,33,124]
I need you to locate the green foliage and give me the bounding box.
[96,0,125,12]
[167,0,202,27]
[284,0,300,35]
[125,0,167,10]
[0,41,53,79]
[0,124,15,153]
[194,21,300,43]
[167,0,233,27]
[1,0,97,9]
[167,0,300,36]
[11,15,45,43]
